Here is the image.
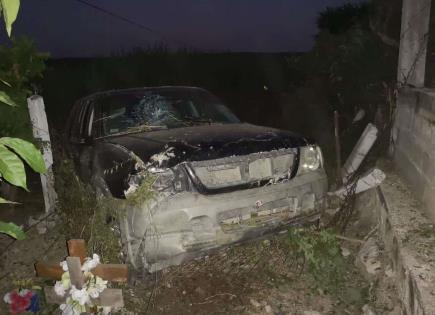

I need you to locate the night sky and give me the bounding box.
[1,0,361,57]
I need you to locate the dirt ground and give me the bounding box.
[0,168,403,315]
[0,213,377,315]
[124,238,369,315]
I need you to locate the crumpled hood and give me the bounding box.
[104,123,312,167]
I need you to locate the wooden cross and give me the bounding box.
[35,239,128,313]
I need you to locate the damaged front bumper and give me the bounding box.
[119,168,328,272]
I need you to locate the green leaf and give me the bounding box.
[0,143,27,190]
[0,90,17,106]
[0,78,12,87]
[0,221,25,239]
[0,137,46,173]
[0,195,18,203]
[0,0,20,37]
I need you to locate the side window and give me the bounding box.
[69,100,93,142]
[69,102,83,142]
[82,102,95,138]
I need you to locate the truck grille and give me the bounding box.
[187,148,297,190]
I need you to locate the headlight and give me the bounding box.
[298,145,323,174]
[125,165,190,197]
[150,165,190,192]
[124,168,175,197]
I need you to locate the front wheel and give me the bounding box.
[90,175,112,199]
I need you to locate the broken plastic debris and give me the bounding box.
[330,168,386,199]
[150,147,176,167]
[352,109,366,124]
[124,181,139,197]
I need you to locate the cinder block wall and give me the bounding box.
[392,87,435,222]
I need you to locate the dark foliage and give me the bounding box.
[0,37,49,139]
[316,2,370,34]
[41,51,304,131]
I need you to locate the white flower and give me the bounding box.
[87,275,108,298]
[59,303,74,315]
[3,292,11,304]
[56,252,109,315]
[54,281,66,297]
[70,285,90,305]
[60,260,68,271]
[81,254,100,272]
[60,271,71,290]
[18,289,30,297]
[60,298,86,315]
[100,306,112,315]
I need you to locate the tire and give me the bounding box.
[91,175,112,199]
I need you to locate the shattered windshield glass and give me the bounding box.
[95,88,240,136]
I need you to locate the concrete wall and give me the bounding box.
[392,87,435,222]
[356,169,435,315]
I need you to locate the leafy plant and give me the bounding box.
[0,37,49,92]
[0,0,47,240]
[286,227,346,294]
[0,0,20,37]
[0,0,20,108]
[0,137,46,192]
[0,137,46,239]
[54,155,122,262]
[0,38,49,138]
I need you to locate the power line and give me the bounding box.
[72,0,197,49]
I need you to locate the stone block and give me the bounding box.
[397,88,419,109]
[421,152,435,186]
[396,131,424,171]
[412,114,424,136]
[395,105,413,131]
[422,117,430,139]
[422,185,435,223]
[418,89,435,114]
[394,146,425,200]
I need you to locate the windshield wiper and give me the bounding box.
[107,124,167,137]
[126,124,167,131]
[183,116,214,125]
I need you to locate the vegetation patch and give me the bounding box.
[286,227,347,295]
[54,155,121,263]
[125,230,369,314]
[124,172,156,207]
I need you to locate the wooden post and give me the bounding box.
[334,111,342,186]
[67,239,87,263]
[27,95,57,213]
[66,257,85,289]
[35,239,127,313]
[35,240,128,282]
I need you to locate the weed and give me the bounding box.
[54,155,122,263]
[54,145,157,265]
[124,172,156,207]
[285,227,347,294]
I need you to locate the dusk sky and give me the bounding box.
[1,0,361,57]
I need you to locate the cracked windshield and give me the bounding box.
[95,90,239,136]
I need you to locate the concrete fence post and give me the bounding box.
[27,95,57,213]
[341,123,379,182]
[397,0,432,87]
